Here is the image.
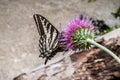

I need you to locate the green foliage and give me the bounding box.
[103,28,112,34]
[112,7,120,19]
[115,25,120,29]
[102,25,120,34]
[87,0,95,3]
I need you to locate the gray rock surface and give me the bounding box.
[0,0,120,80]
[13,29,120,80]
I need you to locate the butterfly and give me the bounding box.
[33,14,62,64]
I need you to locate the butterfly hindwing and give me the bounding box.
[33,14,60,64]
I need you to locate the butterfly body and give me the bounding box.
[33,14,60,64]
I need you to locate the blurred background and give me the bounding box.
[0,0,120,80]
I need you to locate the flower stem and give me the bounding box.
[87,38,120,64]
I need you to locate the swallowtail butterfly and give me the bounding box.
[33,14,61,64]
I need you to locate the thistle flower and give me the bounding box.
[61,15,120,64]
[62,15,94,50]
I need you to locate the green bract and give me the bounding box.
[73,28,94,49]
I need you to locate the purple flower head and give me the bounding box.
[62,15,95,50]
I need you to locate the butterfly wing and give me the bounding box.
[33,14,60,64]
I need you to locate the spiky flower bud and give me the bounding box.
[73,28,94,50]
[62,15,95,50]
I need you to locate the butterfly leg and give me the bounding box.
[39,53,44,58]
[44,58,49,64]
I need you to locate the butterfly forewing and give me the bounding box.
[33,14,60,64]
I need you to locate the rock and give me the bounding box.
[0,0,120,80]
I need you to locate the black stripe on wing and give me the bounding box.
[33,14,45,36]
[33,14,60,52]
